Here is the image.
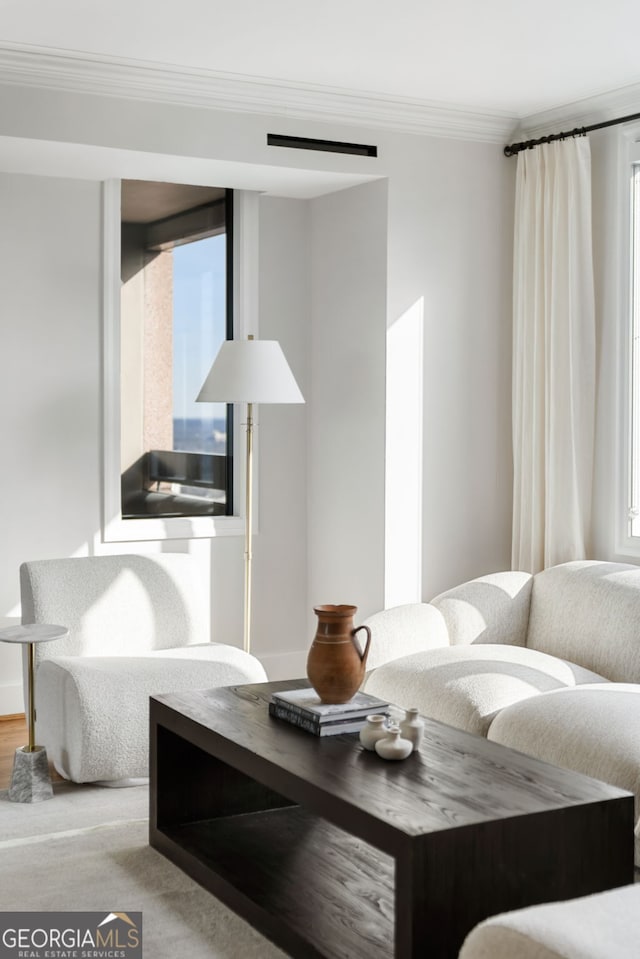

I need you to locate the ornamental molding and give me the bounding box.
[0,41,517,144]
[515,81,640,142]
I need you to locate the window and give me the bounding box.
[119,181,233,520]
[620,131,640,553]
[629,161,640,539]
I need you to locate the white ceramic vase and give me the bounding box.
[399,707,424,751]
[374,725,413,761]
[359,714,389,751]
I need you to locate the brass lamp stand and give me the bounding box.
[244,400,254,654]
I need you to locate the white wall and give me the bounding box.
[308,180,388,622]
[0,81,515,713]
[384,133,515,598]
[0,174,102,710]
[253,196,310,669]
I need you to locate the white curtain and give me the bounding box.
[512,138,596,574]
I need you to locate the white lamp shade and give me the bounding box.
[196,339,304,405]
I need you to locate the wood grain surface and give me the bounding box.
[150,679,635,959]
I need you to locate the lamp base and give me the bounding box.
[8,745,53,803]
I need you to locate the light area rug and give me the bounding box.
[0,780,149,842]
[0,782,287,959]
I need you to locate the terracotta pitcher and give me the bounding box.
[306,605,372,704]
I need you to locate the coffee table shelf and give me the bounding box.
[157,806,394,959]
[150,680,635,959]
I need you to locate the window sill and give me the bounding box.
[103,513,245,543]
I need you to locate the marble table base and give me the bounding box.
[9,745,53,803]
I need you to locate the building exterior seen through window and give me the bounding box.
[120,181,233,519]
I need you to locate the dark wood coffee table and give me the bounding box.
[149,680,634,959]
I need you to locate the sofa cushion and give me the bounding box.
[430,570,533,646]
[364,645,607,737]
[459,883,640,959]
[362,603,449,672]
[526,561,640,682]
[488,684,640,865]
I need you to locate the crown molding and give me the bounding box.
[515,80,640,142]
[0,42,517,144]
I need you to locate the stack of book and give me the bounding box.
[269,687,390,736]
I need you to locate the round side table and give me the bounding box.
[0,623,68,803]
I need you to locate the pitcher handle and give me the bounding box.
[352,624,372,667]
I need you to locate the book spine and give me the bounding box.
[269,702,323,734]
[270,698,325,723]
[268,702,365,736]
[271,696,386,724]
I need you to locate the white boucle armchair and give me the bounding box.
[20,553,267,783]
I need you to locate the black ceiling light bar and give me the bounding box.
[267,133,377,158]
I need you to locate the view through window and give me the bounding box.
[120,181,233,519]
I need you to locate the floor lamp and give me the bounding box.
[197,336,304,654]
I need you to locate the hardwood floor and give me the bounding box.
[0,715,64,789]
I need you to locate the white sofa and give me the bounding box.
[458,882,640,959]
[20,553,267,783]
[363,560,640,864]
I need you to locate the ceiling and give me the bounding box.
[121,181,225,223]
[1,0,640,122]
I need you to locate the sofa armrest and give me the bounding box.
[459,883,640,959]
[430,570,533,646]
[362,603,448,672]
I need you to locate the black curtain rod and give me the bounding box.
[504,109,640,157]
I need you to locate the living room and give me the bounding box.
[1,2,639,957]
[0,56,518,710]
